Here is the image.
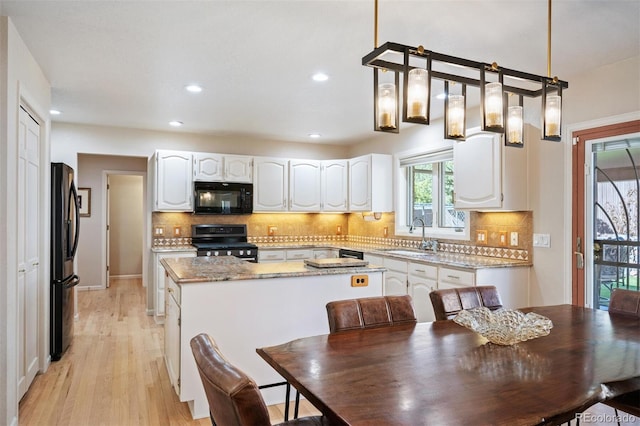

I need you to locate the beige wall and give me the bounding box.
[0,16,51,426]
[109,175,144,277]
[77,154,147,288]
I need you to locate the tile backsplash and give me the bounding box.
[152,210,532,260]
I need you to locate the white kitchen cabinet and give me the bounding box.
[348,154,393,212]
[437,266,475,289]
[253,157,289,211]
[153,250,196,322]
[289,160,321,211]
[193,153,253,183]
[408,262,438,322]
[153,150,193,211]
[164,276,181,395]
[321,160,348,211]
[286,248,314,261]
[453,128,528,210]
[383,257,408,296]
[258,248,319,263]
[313,249,338,259]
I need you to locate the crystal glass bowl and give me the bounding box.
[453,307,553,345]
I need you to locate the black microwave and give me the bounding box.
[193,182,253,215]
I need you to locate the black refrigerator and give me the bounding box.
[51,162,81,361]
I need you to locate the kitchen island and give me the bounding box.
[160,256,385,419]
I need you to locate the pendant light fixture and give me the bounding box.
[506,94,524,147]
[363,0,568,143]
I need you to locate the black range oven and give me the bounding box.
[191,224,258,262]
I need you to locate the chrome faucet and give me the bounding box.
[409,217,429,250]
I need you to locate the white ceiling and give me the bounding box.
[1,0,639,145]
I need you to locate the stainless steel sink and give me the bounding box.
[384,250,438,260]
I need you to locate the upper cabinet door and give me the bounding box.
[453,128,528,211]
[289,160,321,211]
[253,157,288,211]
[224,155,253,183]
[453,131,502,209]
[155,150,193,211]
[321,160,348,211]
[193,153,223,181]
[348,156,372,211]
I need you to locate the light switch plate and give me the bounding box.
[154,226,164,236]
[533,233,551,248]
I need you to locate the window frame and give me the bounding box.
[394,147,470,241]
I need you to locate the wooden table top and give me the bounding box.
[257,305,640,426]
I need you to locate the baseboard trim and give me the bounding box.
[76,285,104,292]
[111,274,142,279]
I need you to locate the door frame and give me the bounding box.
[101,170,146,289]
[567,112,640,306]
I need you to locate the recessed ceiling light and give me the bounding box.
[50,109,61,115]
[312,73,329,82]
[169,121,183,127]
[309,133,321,139]
[185,84,203,93]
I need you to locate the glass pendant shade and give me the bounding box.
[484,82,504,129]
[377,83,397,130]
[447,95,465,138]
[406,68,429,120]
[544,95,562,138]
[506,106,524,144]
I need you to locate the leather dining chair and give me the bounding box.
[429,285,503,321]
[605,289,640,419]
[190,333,330,426]
[325,295,417,333]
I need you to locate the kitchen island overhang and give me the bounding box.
[160,255,385,420]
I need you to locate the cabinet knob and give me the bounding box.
[168,288,174,293]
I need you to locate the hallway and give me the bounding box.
[18,277,309,425]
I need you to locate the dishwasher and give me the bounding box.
[338,248,365,260]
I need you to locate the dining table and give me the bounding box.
[256,305,640,425]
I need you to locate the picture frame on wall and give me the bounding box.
[78,187,91,217]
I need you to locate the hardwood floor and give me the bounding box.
[18,277,318,426]
[19,276,636,425]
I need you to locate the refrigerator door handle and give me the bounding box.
[69,181,80,258]
[64,275,80,289]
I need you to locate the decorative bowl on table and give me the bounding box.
[453,307,553,346]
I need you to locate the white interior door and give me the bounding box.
[17,106,40,399]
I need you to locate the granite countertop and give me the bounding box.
[161,256,385,284]
[257,243,532,269]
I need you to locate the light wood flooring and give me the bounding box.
[18,277,318,426]
[18,277,637,426]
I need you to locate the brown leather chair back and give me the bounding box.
[326,295,417,333]
[190,333,271,426]
[609,288,640,318]
[429,286,503,321]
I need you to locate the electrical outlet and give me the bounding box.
[510,231,519,246]
[173,226,181,237]
[351,275,369,287]
[476,230,488,244]
[498,231,508,247]
[268,225,277,236]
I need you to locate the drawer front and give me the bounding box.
[286,249,314,260]
[408,262,437,280]
[167,276,181,306]
[438,267,475,287]
[259,250,286,262]
[384,257,408,273]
